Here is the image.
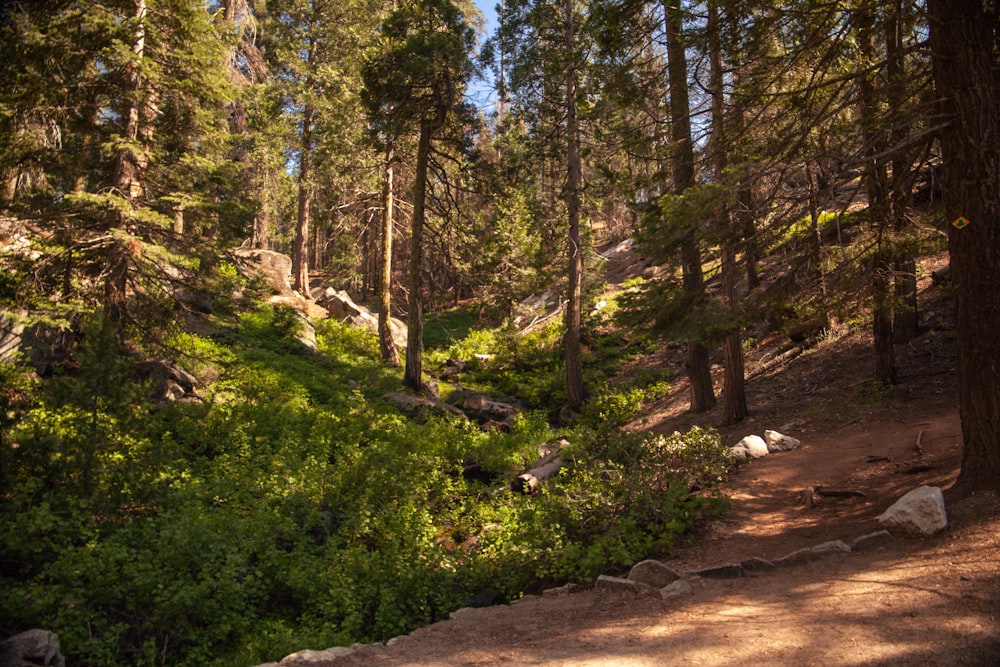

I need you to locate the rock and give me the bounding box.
[278,646,354,665]
[314,288,407,349]
[878,485,948,536]
[135,359,199,402]
[595,574,640,594]
[543,583,579,597]
[479,419,511,433]
[739,556,777,574]
[731,434,769,459]
[289,308,317,352]
[659,579,692,600]
[774,540,851,567]
[0,309,77,372]
[268,294,328,322]
[0,629,65,667]
[851,530,895,552]
[0,309,27,363]
[694,562,745,579]
[233,248,295,296]
[764,430,801,452]
[447,390,520,424]
[627,560,682,588]
[383,392,468,421]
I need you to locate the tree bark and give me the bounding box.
[403,123,432,391]
[886,0,919,343]
[107,0,148,324]
[928,0,1000,493]
[564,0,586,413]
[708,0,746,424]
[665,0,715,413]
[379,140,400,365]
[292,101,314,295]
[857,6,896,384]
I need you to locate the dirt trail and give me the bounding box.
[329,344,1000,666]
[313,252,1000,666]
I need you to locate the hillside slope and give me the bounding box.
[265,250,1000,666]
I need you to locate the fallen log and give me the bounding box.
[510,437,570,494]
[384,392,468,421]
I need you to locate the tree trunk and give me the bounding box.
[928,0,1000,494]
[379,141,400,365]
[857,7,896,384]
[292,101,314,295]
[708,0,745,424]
[403,123,432,391]
[564,0,586,413]
[665,0,715,413]
[114,0,147,206]
[107,0,148,323]
[886,0,919,343]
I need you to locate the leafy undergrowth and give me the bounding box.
[0,305,737,667]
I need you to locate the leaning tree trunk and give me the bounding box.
[928,0,1000,494]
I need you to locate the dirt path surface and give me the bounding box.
[329,334,1000,666]
[310,253,1000,666]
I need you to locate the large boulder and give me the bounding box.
[232,248,290,293]
[628,559,681,588]
[878,485,948,536]
[0,629,65,667]
[135,358,199,403]
[447,390,520,424]
[314,287,407,349]
[233,248,295,296]
[0,309,78,371]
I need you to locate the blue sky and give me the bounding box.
[468,0,500,110]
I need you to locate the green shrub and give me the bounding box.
[0,303,737,666]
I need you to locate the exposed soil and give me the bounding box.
[319,252,1000,666]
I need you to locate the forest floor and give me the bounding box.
[328,251,1000,666]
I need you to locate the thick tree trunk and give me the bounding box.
[379,141,400,365]
[708,0,744,423]
[564,0,586,413]
[403,123,432,391]
[107,0,148,324]
[928,0,1000,493]
[666,0,715,413]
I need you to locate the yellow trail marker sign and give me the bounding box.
[952,216,971,229]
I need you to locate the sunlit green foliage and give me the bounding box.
[0,307,736,666]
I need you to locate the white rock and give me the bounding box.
[879,485,948,536]
[279,646,353,665]
[732,434,769,459]
[764,430,801,452]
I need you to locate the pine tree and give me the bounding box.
[363,0,476,391]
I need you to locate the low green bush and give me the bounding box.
[0,311,737,666]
